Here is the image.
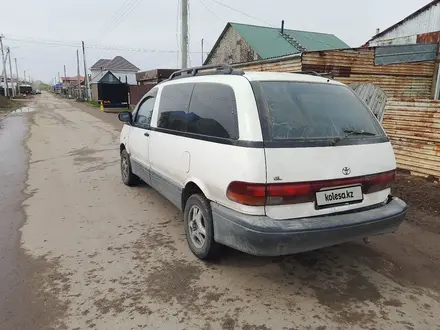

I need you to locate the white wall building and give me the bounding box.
[90,56,140,85]
[367,0,440,46]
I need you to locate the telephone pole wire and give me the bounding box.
[1,35,9,97]
[7,47,15,97]
[82,41,90,101]
[181,0,189,69]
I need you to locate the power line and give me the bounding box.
[5,36,210,54]
[100,0,144,39]
[208,0,275,27]
[198,0,224,22]
[97,0,134,37]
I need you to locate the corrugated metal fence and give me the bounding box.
[383,98,440,179]
[302,48,436,98]
[236,47,437,99]
[235,57,302,72]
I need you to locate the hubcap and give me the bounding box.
[121,155,129,180]
[187,205,206,249]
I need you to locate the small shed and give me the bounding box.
[135,69,176,85]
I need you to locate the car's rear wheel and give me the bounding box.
[120,149,139,186]
[184,194,221,260]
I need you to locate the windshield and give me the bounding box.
[259,81,384,141]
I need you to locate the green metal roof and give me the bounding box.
[230,22,350,60]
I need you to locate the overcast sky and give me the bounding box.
[0,0,431,82]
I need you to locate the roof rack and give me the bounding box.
[169,64,244,80]
[296,71,334,79]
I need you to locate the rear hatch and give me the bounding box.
[255,80,396,220]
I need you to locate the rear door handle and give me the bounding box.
[144,132,150,137]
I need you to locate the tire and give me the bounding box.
[184,194,221,260]
[120,149,139,186]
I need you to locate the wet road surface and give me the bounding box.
[2,92,440,330]
[0,108,43,330]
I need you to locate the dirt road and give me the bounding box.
[2,92,440,330]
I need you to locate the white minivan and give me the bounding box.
[118,64,408,260]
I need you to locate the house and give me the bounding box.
[90,56,140,85]
[61,76,85,97]
[204,22,350,65]
[61,76,84,88]
[366,0,440,46]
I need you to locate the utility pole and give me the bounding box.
[181,0,189,69]
[63,64,67,80]
[58,72,60,84]
[81,41,90,100]
[76,49,81,99]
[23,70,26,83]
[14,58,19,95]
[0,34,9,97]
[201,38,204,65]
[7,47,15,97]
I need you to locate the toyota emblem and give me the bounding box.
[342,167,351,176]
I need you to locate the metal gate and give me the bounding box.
[350,83,388,123]
[97,83,129,108]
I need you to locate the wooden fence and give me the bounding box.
[383,98,440,180]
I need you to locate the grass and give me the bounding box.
[86,100,132,112]
[87,100,100,108]
[0,96,24,118]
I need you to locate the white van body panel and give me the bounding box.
[266,142,396,219]
[149,131,267,215]
[148,75,267,215]
[265,142,396,185]
[120,124,131,152]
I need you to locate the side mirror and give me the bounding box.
[118,112,132,124]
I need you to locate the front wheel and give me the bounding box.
[120,149,139,186]
[184,194,221,260]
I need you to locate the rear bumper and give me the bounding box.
[212,197,408,256]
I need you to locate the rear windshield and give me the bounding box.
[259,81,384,141]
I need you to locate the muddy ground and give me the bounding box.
[1,92,440,330]
[392,173,439,234]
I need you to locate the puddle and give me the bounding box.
[11,107,36,114]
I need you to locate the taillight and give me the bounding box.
[267,183,314,205]
[226,170,395,206]
[226,181,266,206]
[364,170,395,193]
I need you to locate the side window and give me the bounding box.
[157,84,194,132]
[134,93,156,128]
[187,83,238,139]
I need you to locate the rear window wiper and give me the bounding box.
[331,129,376,146]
